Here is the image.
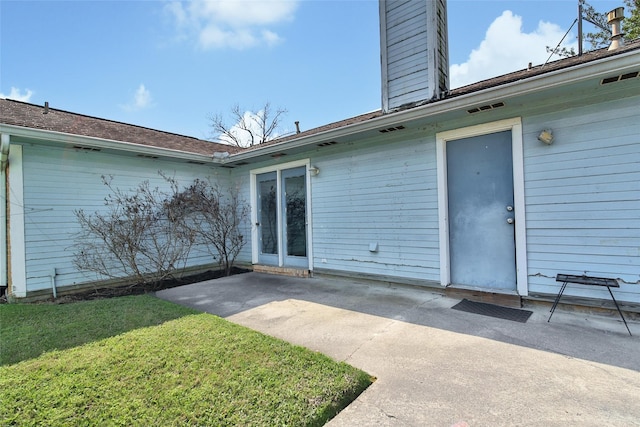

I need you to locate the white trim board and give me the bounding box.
[7,145,27,297]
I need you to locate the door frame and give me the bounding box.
[249,159,314,270]
[436,117,528,296]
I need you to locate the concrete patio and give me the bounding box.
[156,272,640,426]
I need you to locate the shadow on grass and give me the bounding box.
[0,295,198,366]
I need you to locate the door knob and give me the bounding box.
[507,218,515,224]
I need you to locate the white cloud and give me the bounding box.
[121,84,153,112]
[450,11,578,88]
[165,0,297,50]
[0,87,34,102]
[165,1,187,26]
[261,30,282,47]
[199,26,257,50]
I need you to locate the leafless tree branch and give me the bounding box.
[210,102,287,148]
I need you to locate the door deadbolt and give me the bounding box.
[507,218,515,224]
[506,205,514,212]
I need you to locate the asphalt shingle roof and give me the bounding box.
[447,38,640,100]
[0,99,238,156]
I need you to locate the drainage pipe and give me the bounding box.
[0,134,10,291]
[50,268,57,299]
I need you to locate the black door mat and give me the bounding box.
[452,299,533,323]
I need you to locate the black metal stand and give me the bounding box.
[549,274,631,336]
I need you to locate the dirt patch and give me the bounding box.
[0,268,250,304]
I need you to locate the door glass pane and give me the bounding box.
[284,169,306,257]
[258,173,278,255]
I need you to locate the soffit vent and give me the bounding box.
[379,125,405,133]
[234,161,249,166]
[318,141,338,147]
[467,102,505,114]
[187,160,205,165]
[220,165,235,169]
[601,71,639,85]
[73,145,101,152]
[137,154,159,159]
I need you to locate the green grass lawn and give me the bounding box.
[0,295,372,426]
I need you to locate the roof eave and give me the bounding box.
[227,48,640,163]
[0,123,218,163]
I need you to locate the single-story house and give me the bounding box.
[1,1,638,313]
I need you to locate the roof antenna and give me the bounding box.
[295,121,301,134]
[44,101,49,114]
[543,19,577,67]
[578,1,584,55]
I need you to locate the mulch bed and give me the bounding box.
[0,268,250,304]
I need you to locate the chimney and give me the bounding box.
[379,0,449,113]
[607,7,625,51]
[44,101,49,114]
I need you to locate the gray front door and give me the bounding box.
[446,131,516,291]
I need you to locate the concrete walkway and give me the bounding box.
[156,272,640,426]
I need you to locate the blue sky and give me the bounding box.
[1,0,623,141]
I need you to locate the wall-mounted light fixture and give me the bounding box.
[308,166,320,176]
[537,129,554,145]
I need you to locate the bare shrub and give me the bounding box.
[73,174,195,288]
[73,174,249,287]
[172,179,250,276]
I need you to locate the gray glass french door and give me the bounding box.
[257,172,278,265]
[256,166,308,268]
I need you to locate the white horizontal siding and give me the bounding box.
[388,92,433,111]
[387,36,428,66]
[385,0,423,30]
[20,145,233,293]
[523,95,640,302]
[388,68,431,90]
[310,133,440,283]
[381,0,434,110]
[388,83,432,108]
[386,15,427,48]
[388,55,429,81]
